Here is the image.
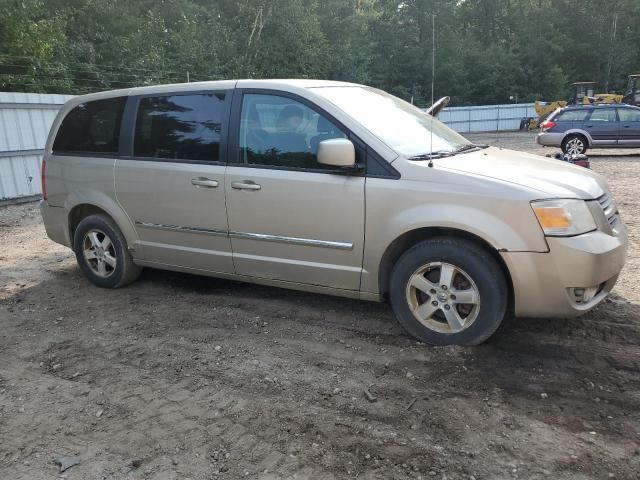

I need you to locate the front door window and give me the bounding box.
[239,94,347,170]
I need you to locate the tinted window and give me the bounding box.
[618,108,640,122]
[134,93,226,162]
[239,94,347,169]
[556,109,590,121]
[53,97,126,154]
[589,109,617,122]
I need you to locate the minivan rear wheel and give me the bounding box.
[73,214,142,288]
[561,134,588,155]
[389,238,508,346]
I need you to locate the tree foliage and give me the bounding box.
[1,0,639,106]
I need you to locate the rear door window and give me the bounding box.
[556,109,590,122]
[53,97,126,155]
[588,109,618,122]
[134,93,226,162]
[618,108,640,122]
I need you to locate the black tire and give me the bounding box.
[561,134,588,155]
[73,213,142,288]
[389,237,508,346]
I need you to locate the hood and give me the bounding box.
[437,147,605,199]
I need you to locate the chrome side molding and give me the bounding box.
[134,221,353,250]
[229,231,353,250]
[134,221,227,237]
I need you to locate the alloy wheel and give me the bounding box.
[405,262,481,334]
[565,137,585,155]
[82,229,117,278]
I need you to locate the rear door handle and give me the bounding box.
[191,177,219,188]
[231,180,261,191]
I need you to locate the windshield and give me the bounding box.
[313,86,471,157]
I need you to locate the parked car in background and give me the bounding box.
[536,104,640,154]
[40,80,627,346]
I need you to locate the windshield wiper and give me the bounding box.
[408,144,489,161]
[408,150,456,160]
[455,144,489,153]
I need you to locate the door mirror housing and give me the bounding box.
[317,139,356,168]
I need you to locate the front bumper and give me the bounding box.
[501,223,628,318]
[536,132,564,147]
[39,201,71,248]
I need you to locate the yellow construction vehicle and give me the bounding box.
[524,81,626,130]
[525,99,567,130]
[570,81,623,105]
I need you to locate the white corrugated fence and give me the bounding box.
[0,92,73,203]
[0,90,535,203]
[437,103,536,133]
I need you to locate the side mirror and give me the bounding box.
[317,138,356,168]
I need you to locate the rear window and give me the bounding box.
[556,109,590,121]
[53,97,126,155]
[134,93,226,162]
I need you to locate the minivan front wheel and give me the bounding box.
[389,238,507,346]
[73,214,142,288]
[562,135,588,155]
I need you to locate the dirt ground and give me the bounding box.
[1,131,639,480]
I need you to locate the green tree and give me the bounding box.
[0,0,71,92]
[2,0,640,104]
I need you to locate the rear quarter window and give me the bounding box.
[556,109,590,121]
[53,97,126,155]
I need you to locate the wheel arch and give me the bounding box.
[68,204,110,243]
[562,129,593,147]
[65,193,138,248]
[377,227,514,309]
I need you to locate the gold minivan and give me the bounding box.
[40,80,628,345]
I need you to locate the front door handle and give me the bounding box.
[231,180,261,191]
[191,177,219,188]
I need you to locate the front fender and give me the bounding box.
[361,201,548,294]
[388,203,547,252]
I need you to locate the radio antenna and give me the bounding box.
[429,13,435,166]
[431,13,435,110]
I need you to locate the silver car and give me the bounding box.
[40,80,628,345]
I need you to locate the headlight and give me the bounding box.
[531,199,596,236]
